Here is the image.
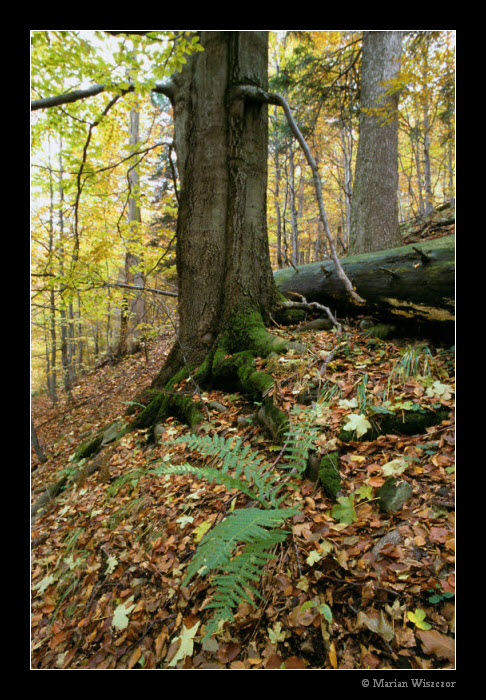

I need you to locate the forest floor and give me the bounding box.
[31,308,455,669]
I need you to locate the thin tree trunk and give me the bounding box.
[31,416,47,464]
[58,142,73,400]
[46,137,57,403]
[423,101,434,215]
[289,146,299,266]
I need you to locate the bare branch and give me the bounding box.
[31,81,175,112]
[31,84,108,111]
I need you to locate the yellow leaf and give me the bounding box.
[328,641,338,668]
[193,520,212,542]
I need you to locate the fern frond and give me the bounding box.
[151,461,265,505]
[281,407,320,475]
[183,507,297,586]
[156,434,285,506]
[191,508,298,641]
[155,432,301,639]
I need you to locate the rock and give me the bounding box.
[378,477,413,513]
[295,318,334,333]
[237,414,255,427]
[101,421,124,446]
[286,341,307,354]
[153,423,165,442]
[208,400,228,413]
[371,529,403,558]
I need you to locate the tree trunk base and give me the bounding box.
[130,306,295,441]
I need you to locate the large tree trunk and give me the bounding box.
[274,235,455,338]
[349,31,403,254]
[153,31,280,387]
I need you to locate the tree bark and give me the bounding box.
[349,31,403,254]
[153,31,279,386]
[274,235,455,337]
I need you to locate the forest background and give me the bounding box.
[30,30,455,397]
[30,30,455,671]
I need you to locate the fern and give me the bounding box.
[153,432,301,638]
[152,434,287,507]
[281,405,320,476]
[188,508,297,640]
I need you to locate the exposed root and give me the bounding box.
[129,305,294,441]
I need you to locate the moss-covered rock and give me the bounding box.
[274,307,306,325]
[378,477,413,512]
[318,452,341,499]
[364,323,397,340]
[338,407,450,442]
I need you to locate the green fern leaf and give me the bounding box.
[183,507,297,586]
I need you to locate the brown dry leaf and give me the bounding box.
[265,653,284,669]
[155,627,168,661]
[128,646,143,669]
[416,629,455,662]
[283,656,307,669]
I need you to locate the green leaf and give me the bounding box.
[176,515,194,528]
[354,483,374,502]
[105,555,118,575]
[426,381,453,401]
[268,621,288,645]
[338,398,358,409]
[306,550,323,566]
[32,573,57,595]
[381,457,409,476]
[318,602,333,623]
[331,495,357,525]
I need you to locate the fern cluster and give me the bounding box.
[153,415,318,639]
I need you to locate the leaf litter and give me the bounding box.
[31,324,455,669]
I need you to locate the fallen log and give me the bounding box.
[274,235,455,340]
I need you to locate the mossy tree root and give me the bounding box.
[130,306,293,441]
[338,407,450,442]
[130,366,206,433]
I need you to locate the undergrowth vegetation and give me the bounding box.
[31,325,455,669]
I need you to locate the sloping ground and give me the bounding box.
[31,318,455,670]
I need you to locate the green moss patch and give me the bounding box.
[318,452,341,499]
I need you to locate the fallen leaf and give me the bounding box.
[112,596,136,631]
[342,413,371,438]
[328,641,338,668]
[416,629,455,662]
[168,620,201,667]
[407,608,431,630]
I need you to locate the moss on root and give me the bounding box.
[130,365,205,434]
[257,398,289,443]
[130,304,292,439]
[72,432,104,462]
[223,306,289,357]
